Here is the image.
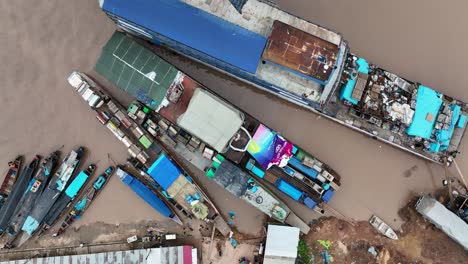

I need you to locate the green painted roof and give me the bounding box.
[139,135,153,149]
[95,32,179,109]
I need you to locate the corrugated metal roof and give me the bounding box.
[416,195,468,250]
[262,20,339,84]
[95,31,179,109]
[176,88,244,152]
[0,246,196,264]
[101,0,267,74]
[264,225,299,259]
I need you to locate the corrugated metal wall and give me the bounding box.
[0,246,196,264]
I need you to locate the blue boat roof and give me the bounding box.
[339,57,369,105]
[22,216,40,235]
[407,85,443,139]
[121,172,173,217]
[64,171,89,198]
[101,0,267,74]
[275,179,302,201]
[322,189,334,203]
[288,157,319,179]
[148,154,181,190]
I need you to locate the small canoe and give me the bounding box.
[369,215,398,240]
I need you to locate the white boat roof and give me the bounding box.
[264,224,300,264]
[177,88,244,152]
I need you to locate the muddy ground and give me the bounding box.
[303,196,468,264]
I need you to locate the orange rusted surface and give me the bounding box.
[262,20,339,83]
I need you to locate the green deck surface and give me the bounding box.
[95,32,179,109]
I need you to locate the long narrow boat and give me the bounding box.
[38,164,96,235]
[93,32,339,216]
[99,0,468,164]
[0,156,22,209]
[4,151,60,248]
[16,147,85,246]
[69,44,309,233]
[67,72,231,235]
[52,166,114,237]
[369,215,398,240]
[116,167,182,224]
[0,156,40,235]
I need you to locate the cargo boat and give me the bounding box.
[99,0,468,164]
[0,156,40,235]
[94,32,339,216]
[0,156,22,209]
[67,72,231,235]
[53,166,114,237]
[16,147,84,247]
[4,151,60,248]
[37,164,96,235]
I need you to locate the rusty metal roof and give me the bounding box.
[262,20,339,84]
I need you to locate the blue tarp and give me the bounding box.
[102,0,267,74]
[121,173,173,217]
[304,196,318,209]
[22,216,39,235]
[339,57,369,105]
[407,85,443,139]
[147,154,181,190]
[458,115,467,128]
[430,105,461,152]
[64,171,89,198]
[322,189,334,203]
[288,157,319,179]
[275,179,302,201]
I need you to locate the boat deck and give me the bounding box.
[70,72,230,232]
[262,20,339,83]
[182,0,341,44]
[212,158,289,222]
[158,73,198,123]
[325,58,468,163]
[95,32,179,109]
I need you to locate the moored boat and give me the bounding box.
[4,151,60,248]
[0,156,41,235]
[116,167,182,225]
[52,166,115,237]
[67,71,231,235]
[16,147,85,247]
[369,215,398,240]
[93,32,339,217]
[99,0,468,164]
[0,156,22,209]
[38,164,96,235]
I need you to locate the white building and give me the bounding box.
[263,225,300,264]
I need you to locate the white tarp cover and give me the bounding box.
[263,225,300,264]
[416,195,468,250]
[177,88,244,152]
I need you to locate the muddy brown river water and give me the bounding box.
[0,0,466,240]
